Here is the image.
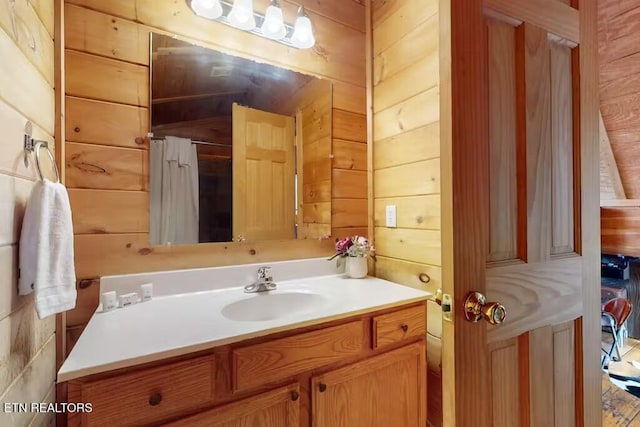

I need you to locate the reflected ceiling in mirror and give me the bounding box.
[149,33,332,245]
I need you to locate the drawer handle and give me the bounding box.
[401,324,409,333]
[148,393,163,406]
[318,383,327,392]
[291,391,299,401]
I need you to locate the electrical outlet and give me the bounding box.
[385,205,397,228]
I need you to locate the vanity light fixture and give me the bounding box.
[260,0,286,40]
[188,0,315,49]
[228,0,256,30]
[191,0,223,19]
[291,6,315,49]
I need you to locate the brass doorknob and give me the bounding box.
[464,292,506,325]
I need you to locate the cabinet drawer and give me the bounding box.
[233,320,367,392]
[80,355,215,426]
[373,304,426,349]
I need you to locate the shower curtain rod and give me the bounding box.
[149,136,230,148]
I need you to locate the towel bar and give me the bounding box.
[24,121,60,183]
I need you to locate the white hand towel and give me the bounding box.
[18,180,77,319]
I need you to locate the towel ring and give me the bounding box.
[24,123,60,183]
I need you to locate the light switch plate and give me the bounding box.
[385,205,397,228]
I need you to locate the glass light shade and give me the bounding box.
[190,0,223,19]
[228,0,256,31]
[260,3,286,40]
[292,14,315,49]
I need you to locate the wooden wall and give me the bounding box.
[62,1,367,350]
[0,1,57,425]
[370,0,442,425]
[598,1,640,257]
[599,0,640,199]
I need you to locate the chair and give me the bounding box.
[601,297,633,369]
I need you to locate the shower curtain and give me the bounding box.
[149,136,200,245]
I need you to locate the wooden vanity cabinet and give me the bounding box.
[165,384,301,427]
[312,342,426,427]
[65,302,427,427]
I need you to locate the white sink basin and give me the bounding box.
[221,291,328,322]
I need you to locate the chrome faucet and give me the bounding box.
[244,266,277,293]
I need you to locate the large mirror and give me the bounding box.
[149,33,332,245]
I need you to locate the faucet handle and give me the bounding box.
[257,266,272,280]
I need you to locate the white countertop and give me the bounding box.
[58,274,430,382]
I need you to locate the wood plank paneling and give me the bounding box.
[65,0,365,86]
[65,142,146,190]
[375,256,441,294]
[0,100,52,181]
[373,122,440,170]
[73,233,334,281]
[332,110,366,142]
[65,4,149,65]
[332,140,367,171]
[374,160,440,199]
[0,0,55,86]
[332,170,367,199]
[487,20,518,262]
[372,0,437,55]
[599,112,626,200]
[0,26,55,134]
[302,202,331,224]
[65,49,148,106]
[332,199,367,228]
[373,15,439,87]
[332,82,366,115]
[374,47,439,114]
[66,97,148,148]
[601,206,640,256]
[374,196,440,230]
[0,338,56,427]
[371,2,442,424]
[68,189,149,234]
[374,86,439,142]
[374,227,441,266]
[0,300,56,393]
[303,180,331,204]
[599,0,640,199]
[0,0,62,418]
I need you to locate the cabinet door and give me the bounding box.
[312,342,426,427]
[166,384,300,427]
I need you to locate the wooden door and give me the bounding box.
[443,0,600,426]
[311,342,426,427]
[165,384,300,426]
[232,103,296,241]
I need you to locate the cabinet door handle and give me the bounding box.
[318,383,327,392]
[291,391,299,401]
[148,393,163,406]
[401,324,409,333]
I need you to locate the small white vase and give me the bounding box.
[345,256,368,279]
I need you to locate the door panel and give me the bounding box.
[232,104,296,241]
[445,0,600,426]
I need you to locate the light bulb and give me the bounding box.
[260,0,286,40]
[292,8,315,49]
[228,0,256,31]
[190,0,223,19]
